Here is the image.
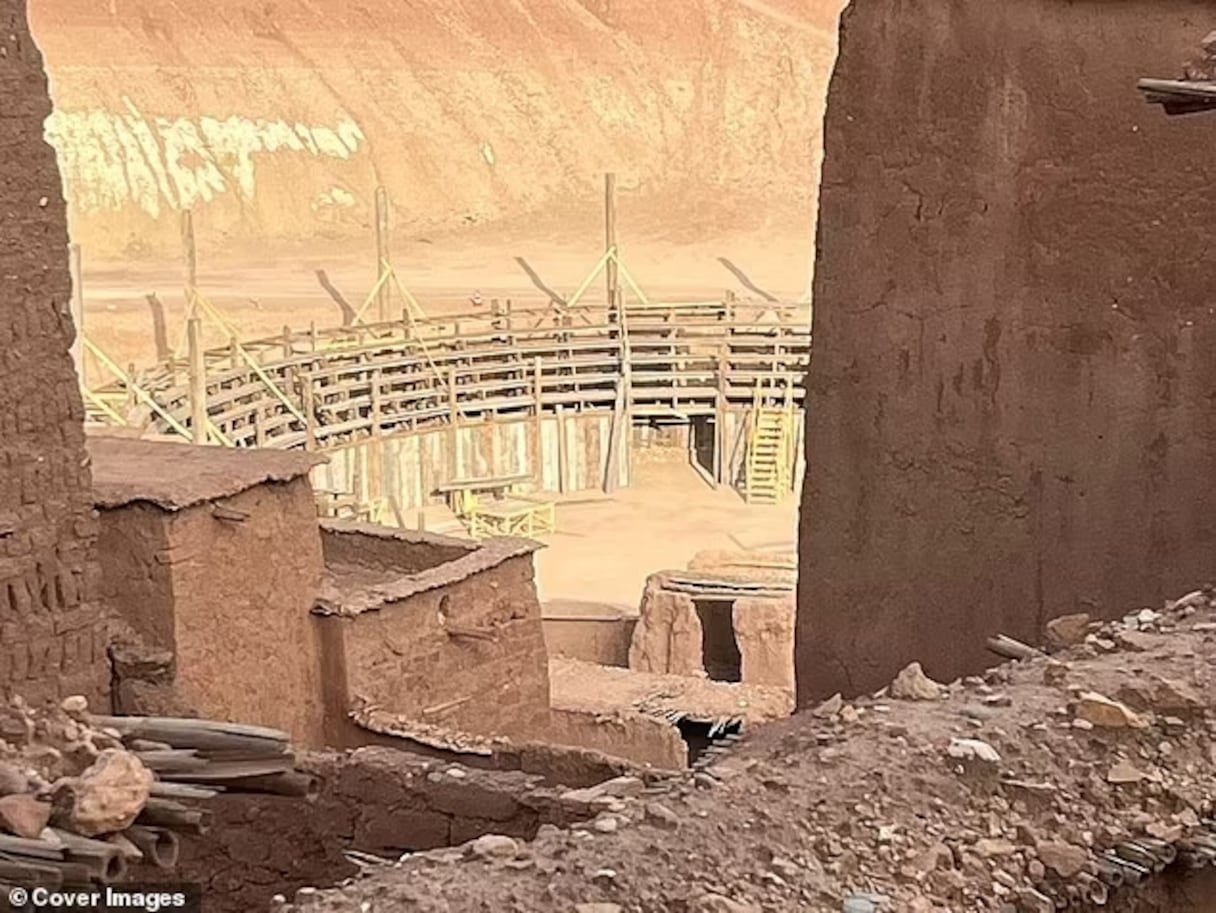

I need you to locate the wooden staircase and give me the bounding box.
[745,384,796,505]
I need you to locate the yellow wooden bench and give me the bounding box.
[434,475,555,539]
[467,497,556,539]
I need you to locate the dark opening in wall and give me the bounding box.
[677,719,742,766]
[695,598,741,682]
[690,415,716,477]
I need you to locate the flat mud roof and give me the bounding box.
[88,435,326,511]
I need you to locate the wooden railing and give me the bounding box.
[93,300,811,452]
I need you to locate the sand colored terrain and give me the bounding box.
[29,0,841,268]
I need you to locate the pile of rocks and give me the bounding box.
[0,696,303,890]
[259,586,1216,913]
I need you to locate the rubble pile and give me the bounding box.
[267,587,1216,912]
[0,698,305,890]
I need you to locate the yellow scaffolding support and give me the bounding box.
[81,337,207,443]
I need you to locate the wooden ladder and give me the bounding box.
[745,383,795,505]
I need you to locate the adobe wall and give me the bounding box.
[797,0,1216,702]
[0,0,108,705]
[142,747,601,913]
[98,479,325,744]
[96,503,174,651]
[542,616,637,667]
[629,577,795,692]
[330,554,551,742]
[168,479,325,745]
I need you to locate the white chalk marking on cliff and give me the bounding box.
[44,102,367,216]
[121,97,179,211]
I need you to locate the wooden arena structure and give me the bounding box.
[79,179,811,534]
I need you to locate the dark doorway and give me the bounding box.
[695,598,741,682]
[677,719,742,766]
[690,415,716,477]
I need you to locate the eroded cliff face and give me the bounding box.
[0,0,108,704]
[27,0,840,260]
[797,0,1216,703]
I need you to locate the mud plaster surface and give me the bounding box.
[0,0,108,705]
[798,0,1216,703]
[100,477,326,744]
[88,435,324,510]
[549,657,792,724]
[140,747,602,913]
[333,553,551,742]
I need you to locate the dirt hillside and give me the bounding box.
[28,0,841,264]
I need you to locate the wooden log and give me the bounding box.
[125,827,180,870]
[160,758,294,782]
[149,782,221,801]
[91,716,289,752]
[0,853,64,888]
[105,834,144,863]
[48,830,127,884]
[218,771,320,799]
[135,799,210,836]
[187,318,207,445]
[134,749,205,773]
[0,834,66,861]
[985,634,1041,661]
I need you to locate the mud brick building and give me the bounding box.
[314,524,551,747]
[89,435,327,743]
[0,2,108,704]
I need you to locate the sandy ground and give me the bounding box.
[533,455,797,613]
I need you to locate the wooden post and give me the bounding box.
[68,243,84,384]
[186,318,207,445]
[715,344,727,487]
[182,209,197,298]
[301,376,316,451]
[369,367,384,511]
[447,367,459,480]
[145,294,171,364]
[555,404,568,494]
[375,186,390,324]
[281,326,293,359]
[532,358,543,483]
[254,408,266,447]
[228,335,240,371]
[604,173,618,321]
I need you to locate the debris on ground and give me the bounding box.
[0,698,304,887]
[269,587,1216,912]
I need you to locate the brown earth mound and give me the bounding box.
[28,0,841,262]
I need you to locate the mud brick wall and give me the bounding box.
[798,0,1216,703]
[97,479,325,744]
[0,1,107,705]
[148,747,598,913]
[322,554,551,743]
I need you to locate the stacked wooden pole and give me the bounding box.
[0,714,312,890]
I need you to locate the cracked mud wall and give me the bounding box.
[0,0,108,705]
[797,0,1216,703]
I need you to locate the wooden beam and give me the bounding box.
[186,318,207,445]
[375,186,390,323]
[533,357,544,484]
[605,173,618,321]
